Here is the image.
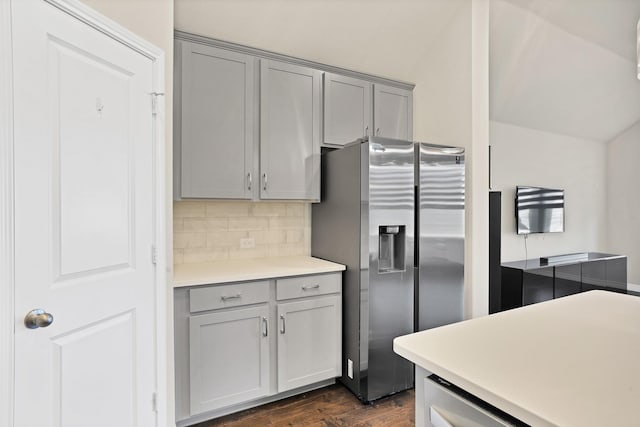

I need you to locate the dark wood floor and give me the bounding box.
[194,384,415,427]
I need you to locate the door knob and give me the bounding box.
[24,309,54,329]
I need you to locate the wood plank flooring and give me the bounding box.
[193,384,415,427]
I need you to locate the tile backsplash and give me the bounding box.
[173,201,311,264]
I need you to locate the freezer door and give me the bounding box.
[417,143,465,331]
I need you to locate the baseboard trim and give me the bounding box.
[627,283,640,292]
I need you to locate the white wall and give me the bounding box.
[491,121,608,262]
[413,1,490,319]
[607,120,640,285]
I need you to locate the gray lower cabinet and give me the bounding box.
[276,296,341,392]
[189,305,270,414]
[174,272,342,425]
[175,41,256,199]
[323,72,372,147]
[260,60,321,201]
[374,84,413,140]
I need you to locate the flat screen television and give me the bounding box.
[516,186,564,235]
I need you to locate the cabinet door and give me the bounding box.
[522,267,554,305]
[606,257,627,291]
[277,296,341,392]
[582,260,607,291]
[373,84,413,140]
[555,263,582,298]
[323,73,372,147]
[189,305,269,415]
[260,60,321,200]
[178,41,255,199]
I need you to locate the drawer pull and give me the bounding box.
[302,284,320,291]
[280,314,286,334]
[262,317,268,337]
[221,293,241,302]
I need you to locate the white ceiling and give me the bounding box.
[490,0,640,142]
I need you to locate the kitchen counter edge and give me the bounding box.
[173,256,346,288]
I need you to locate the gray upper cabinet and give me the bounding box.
[374,84,413,140]
[323,73,372,147]
[175,41,256,199]
[260,60,321,201]
[174,34,413,201]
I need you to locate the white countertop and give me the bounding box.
[173,256,345,287]
[394,290,640,427]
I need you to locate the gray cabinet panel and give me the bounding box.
[260,60,321,201]
[323,73,372,147]
[277,295,341,393]
[189,304,270,414]
[582,259,607,290]
[178,42,255,199]
[374,84,413,140]
[606,257,627,291]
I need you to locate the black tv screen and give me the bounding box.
[516,186,564,235]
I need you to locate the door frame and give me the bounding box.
[0,1,168,426]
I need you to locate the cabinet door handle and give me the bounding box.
[365,126,369,137]
[280,314,285,334]
[247,172,252,190]
[262,317,268,337]
[302,284,320,291]
[376,127,380,136]
[263,173,268,191]
[220,293,241,301]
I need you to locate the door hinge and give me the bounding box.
[151,245,158,265]
[152,392,158,413]
[150,92,165,116]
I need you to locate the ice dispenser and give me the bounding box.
[378,225,406,273]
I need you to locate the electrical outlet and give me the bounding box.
[347,359,353,379]
[239,237,255,249]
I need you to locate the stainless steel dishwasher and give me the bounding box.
[424,375,529,427]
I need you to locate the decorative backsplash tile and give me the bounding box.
[173,201,311,264]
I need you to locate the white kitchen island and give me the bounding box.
[394,290,640,427]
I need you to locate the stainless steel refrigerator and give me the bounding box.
[311,137,465,402]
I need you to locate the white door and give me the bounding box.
[12,1,158,426]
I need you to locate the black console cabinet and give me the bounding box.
[501,253,627,311]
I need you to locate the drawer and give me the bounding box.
[276,273,341,301]
[189,280,269,313]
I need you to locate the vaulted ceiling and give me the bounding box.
[490,0,640,142]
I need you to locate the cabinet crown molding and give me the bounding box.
[174,30,415,92]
